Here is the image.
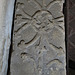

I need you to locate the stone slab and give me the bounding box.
[10,0,66,75]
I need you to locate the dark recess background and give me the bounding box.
[67,0,75,75]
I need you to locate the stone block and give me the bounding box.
[10,0,66,75]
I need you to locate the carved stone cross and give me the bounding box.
[0,0,66,75]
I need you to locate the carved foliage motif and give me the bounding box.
[10,0,66,75]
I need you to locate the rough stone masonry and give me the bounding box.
[10,0,66,75]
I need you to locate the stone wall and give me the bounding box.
[10,0,66,75]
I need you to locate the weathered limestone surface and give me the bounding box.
[0,0,15,75]
[10,0,66,75]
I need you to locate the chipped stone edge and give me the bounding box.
[0,0,15,75]
[61,0,66,75]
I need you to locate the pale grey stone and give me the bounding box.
[10,0,66,75]
[16,0,40,16]
[36,0,53,7]
[47,27,64,48]
[45,0,53,6]
[0,0,15,75]
[11,51,38,75]
[48,2,63,18]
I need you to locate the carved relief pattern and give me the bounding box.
[10,0,66,75]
